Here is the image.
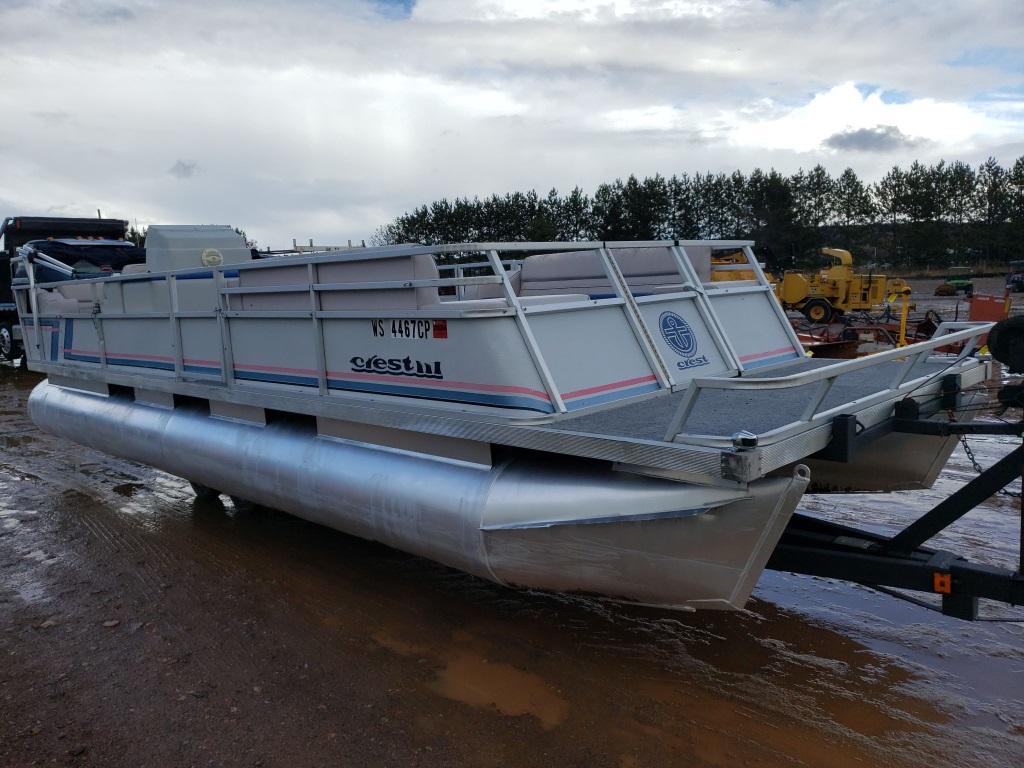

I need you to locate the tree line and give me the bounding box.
[372,158,1024,270]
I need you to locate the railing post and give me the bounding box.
[801,377,835,421]
[596,247,673,389]
[742,245,805,357]
[168,275,184,378]
[671,245,743,374]
[309,262,328,394]
[24,256,42,357]
[214,268,235,388]
[486,249,566,413]
[663,380,702,442]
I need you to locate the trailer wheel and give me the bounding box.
[190,481,221,501]
[802,299,833,323]
[0,323,14,361]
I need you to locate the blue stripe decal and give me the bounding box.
[107,357,175,371]
[743,352,802,370]
[24,318,61,360]
[234,370,554,412]
[183,364,222,375]
[326,378,555,413]
[65,352,101,363]
[234,370,320,387]
[564,381,661,411]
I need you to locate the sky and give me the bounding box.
[0,0,1021,247]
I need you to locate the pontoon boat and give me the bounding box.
[12,227,993,611]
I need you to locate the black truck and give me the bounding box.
[0,216,130,362]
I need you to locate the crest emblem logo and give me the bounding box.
[659,311,698,357]
[658,311,709,370]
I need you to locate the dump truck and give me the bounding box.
[774,247,910,323]
[0,216,129,362]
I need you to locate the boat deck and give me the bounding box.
[557,357,954,441]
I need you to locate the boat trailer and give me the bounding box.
[768,373,1024,620]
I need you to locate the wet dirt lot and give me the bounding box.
[2,305,1023,766]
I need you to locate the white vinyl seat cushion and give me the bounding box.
[454,247,711,300]
[36,290,92,315]
[56,282,105,302]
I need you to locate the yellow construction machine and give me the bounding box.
[774,248,910,323]
[710,250,759,281]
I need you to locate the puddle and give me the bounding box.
[433,651,570,731]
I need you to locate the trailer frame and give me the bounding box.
[768,379,1024,620]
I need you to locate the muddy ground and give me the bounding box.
[1,303,1023,767]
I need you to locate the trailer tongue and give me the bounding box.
[769,377,1024,621]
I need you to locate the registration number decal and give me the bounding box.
[371,319,448,340]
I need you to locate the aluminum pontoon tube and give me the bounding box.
[29,380,809,610]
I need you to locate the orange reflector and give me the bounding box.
[933,572,952,594]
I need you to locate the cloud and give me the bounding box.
[823,124,925,152]
[729,82,1005,153]
[0,0,1020,245]
[32,110,73,123]
[57,0,135,22]
[168,160,198,179]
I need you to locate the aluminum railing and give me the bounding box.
[665,321,993,447]
[14,241,757,415]
[437,259,521,300]
[14,239,822,423]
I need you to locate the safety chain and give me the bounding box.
[948,406,1023,499]
[957,433,1023,499]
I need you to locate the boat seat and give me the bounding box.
[236,254,442,311]
[521,246,710,297]
[36,289,93,315]
[56,282,105,302]
[119,274,239,313]
[459,247,710,300]
[122,263,149,274]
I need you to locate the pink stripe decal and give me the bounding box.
[183,357,221,367]
[739,346,798,363]
[562,374,658,400]
[327,370,552,401]
[112,352,175,362]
